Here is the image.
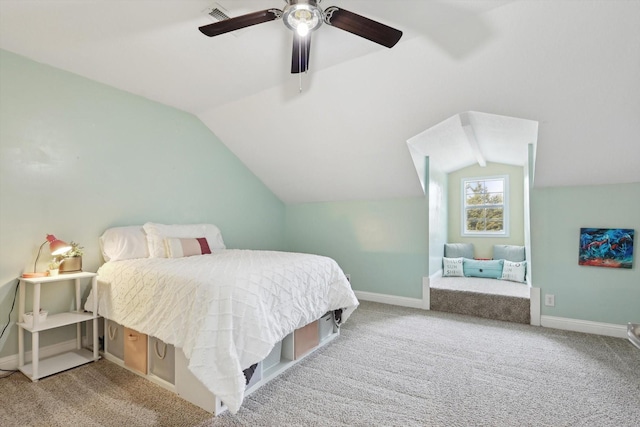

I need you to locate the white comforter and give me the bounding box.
[90,250,359,413]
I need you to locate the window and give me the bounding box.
[462,175,509,236]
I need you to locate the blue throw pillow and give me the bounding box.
[463,258,504,279]
[493,245,525,262]
[444,243,474,259]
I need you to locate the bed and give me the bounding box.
[86,223,359,414]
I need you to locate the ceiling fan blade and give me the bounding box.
[291,33,312,74]
[323,7,402,48]
[199,9,283,37]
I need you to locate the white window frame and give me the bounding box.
[461,175,509,237]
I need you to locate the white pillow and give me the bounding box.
[100,226,150,262]
[143,222,226,258]
[501,260,527,283]
[443,257,464,277]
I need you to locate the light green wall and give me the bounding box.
[448,162,525,258]
[531,183,640,324]
[1,49,636,365]
[0,50,285,358]
[285,197,429,299]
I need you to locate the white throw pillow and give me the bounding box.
[143,223,226,258]
[165,237,212,258]
[443,257,464,277]
[100,226,150,262]
[501,260,527,283]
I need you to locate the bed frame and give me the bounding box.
[94,312,339,415]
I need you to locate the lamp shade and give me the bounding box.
[25,234,73,276]
[46,234,72,256]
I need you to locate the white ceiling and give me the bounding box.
[1,0,639,203]
[407,111,539,192]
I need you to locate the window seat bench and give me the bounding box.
[429,271,531,324]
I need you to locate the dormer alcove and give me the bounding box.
[406,111,539,277]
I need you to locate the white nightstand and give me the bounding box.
[17,271,100,381]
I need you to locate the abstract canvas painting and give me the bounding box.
[579,228,634,269]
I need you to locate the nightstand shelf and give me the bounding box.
[18,311,95,332]
[19,348,97,379]
[17,271,100,381]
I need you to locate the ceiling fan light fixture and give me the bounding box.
[283,0,323,37]
[297,23,310,37]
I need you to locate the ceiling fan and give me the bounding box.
[198,0,403,74]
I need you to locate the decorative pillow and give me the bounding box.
[143,223,226,258]
[99,226,150,262]
[444,243,474,259]
[443,257,464,277]
[501,260,527,283]
[493,245,525,262]
[165,237,212,258]
[463,258,504,279]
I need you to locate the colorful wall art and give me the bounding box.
[579,228,634,269]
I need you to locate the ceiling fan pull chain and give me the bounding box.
[305,34,309,74]
[299,38,303,92]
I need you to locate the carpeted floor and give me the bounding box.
[1,301,639,426]
[430,275,531,324]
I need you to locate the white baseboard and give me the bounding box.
[541,315,627,339]
[0,338,79,371]
[354,290,424,309]
[354,286,625,339]
[422,277,430,310]
[530,287,541,326]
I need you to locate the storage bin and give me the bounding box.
[106,320,124,360]
[149,337,175,384]
[124,327,148,374]
[263,341,283,371]
[246,361,262,389]
[319,312,335,342]
[294,320,319,359]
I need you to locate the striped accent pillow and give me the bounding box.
[165,237,212,258]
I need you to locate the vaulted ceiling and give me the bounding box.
[1,1,639,203]
[407,111,539,192]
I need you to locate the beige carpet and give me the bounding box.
[430,275,531,324]
[0,357,211,426]
[1,301,639,426]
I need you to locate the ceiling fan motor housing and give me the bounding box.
[283,0,324,35]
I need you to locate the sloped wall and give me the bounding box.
[0,50,285,359]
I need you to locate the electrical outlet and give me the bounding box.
[544,294,555,307]
[345,273,351,282]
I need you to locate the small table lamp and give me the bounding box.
[22,234,73,278]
